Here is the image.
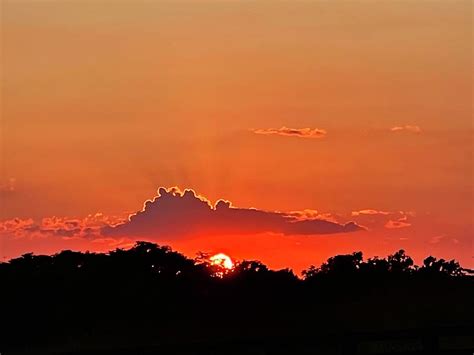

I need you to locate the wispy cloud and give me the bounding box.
[385,216,411,229]
[352,209,391,216]
[429,235,445,244]
[390,125,422,134]
[252,127,327,139]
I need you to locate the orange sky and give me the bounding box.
[1,0,472,272]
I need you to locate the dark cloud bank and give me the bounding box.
[103,187,364,239]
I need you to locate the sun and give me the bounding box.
[209,253,234,270]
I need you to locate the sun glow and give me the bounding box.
[209,253,234,270]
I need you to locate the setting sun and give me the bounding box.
[209,253,234,270]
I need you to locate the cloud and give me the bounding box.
[390,125,421,134]
[0,188,365,261]
[0,218,36,237]
[103,187,364,238]
[0,214,126,239]
[288,209,339,223]
[252,127,327,139]
[351,210,416,231]
[352,209,391,216]
[429,235,445,244]
[0,214,134,261]
[385,216,411,229]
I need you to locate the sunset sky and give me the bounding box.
[1,0,472,272]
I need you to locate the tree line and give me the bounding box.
[1,241,472,354]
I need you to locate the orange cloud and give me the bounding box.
[0,218,35,237]
[350,210,416,232]
[288,210,339,223]
[385,216,412,229]
[429,235,445,244]
[0,214,126,239]
[390,125,422,133]
[252,127,327,139]
[352,209,391,216]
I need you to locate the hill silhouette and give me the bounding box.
[1,242,472,354]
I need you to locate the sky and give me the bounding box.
[1,0,472,272]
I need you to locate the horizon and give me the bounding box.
[4,238,471,278]
[1,185,472,273]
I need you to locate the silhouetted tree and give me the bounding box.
[420,256,463,276]
[0,242,472,354]
[387,249,414,274]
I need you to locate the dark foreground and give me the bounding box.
[1,242,473,354]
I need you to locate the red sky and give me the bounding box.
[1,0,472,272]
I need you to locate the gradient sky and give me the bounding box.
[1,0,472,272]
